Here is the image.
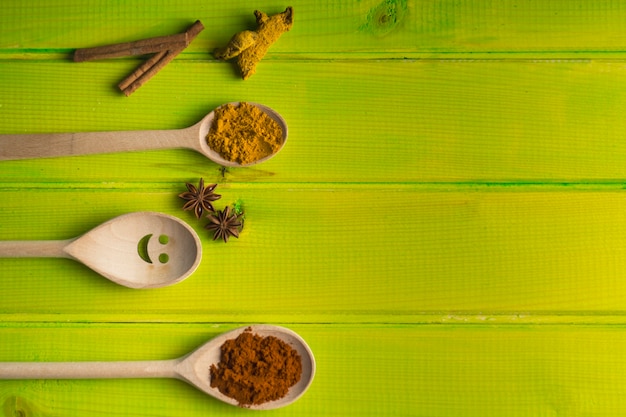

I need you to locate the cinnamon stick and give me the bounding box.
[119,20,204,96]
[118,50,167,91]
[73,20,204,96]
[119,50,174,96]
[73,33,187,62]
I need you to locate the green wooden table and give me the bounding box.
[3,0,626,415]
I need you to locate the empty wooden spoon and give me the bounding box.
[0,211,202,289]
[0,102,288,167]
[0,325,316,410]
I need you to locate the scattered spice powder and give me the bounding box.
[207,102,284,165]
[210,328,302,406]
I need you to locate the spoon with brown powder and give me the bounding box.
[0,102,288,167]
[0,325,315,410]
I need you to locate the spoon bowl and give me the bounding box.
[0,103,288,167]
[0,324,315,410]
[195,102,288,167]
[0,212,202,289]
[177,325,315,409]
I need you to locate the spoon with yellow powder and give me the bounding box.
[0,102,288,167]
[0,325,316,410]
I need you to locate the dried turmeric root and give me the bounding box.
[214,7,293,80]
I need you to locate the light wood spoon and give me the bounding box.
[0,211,202,289]
[0,102,288,167]
[0,325,315,410]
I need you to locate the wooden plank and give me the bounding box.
[4,1,626,416]
[2,187,626,322]
[3,59,626,183]
[3,0,626,58]
[2,323,626,416]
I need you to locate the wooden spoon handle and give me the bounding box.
[0,240,71,258]
[0,128,189,161]
[0,359,178,380]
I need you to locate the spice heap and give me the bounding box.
[207,102,284,165]
[210,328,302,406]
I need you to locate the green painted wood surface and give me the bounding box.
[2,0,626,415]
[5,60,626,182]
[4,323,626,416]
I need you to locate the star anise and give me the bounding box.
[205,206,243,242]
[179,178,221,218]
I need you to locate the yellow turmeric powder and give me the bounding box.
[214,7,293,80]
[207,102,284,165]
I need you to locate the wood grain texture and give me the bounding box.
[3,0,626,58]
[2,0,626,415]
[4,59,626,182]
[2,187,626,323]
[2,324,626,416]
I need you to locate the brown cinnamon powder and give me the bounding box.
[209,328,302,406]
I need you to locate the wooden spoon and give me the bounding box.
[0,325,315,410]
[0,212,202,289]
[0,102,287,167]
